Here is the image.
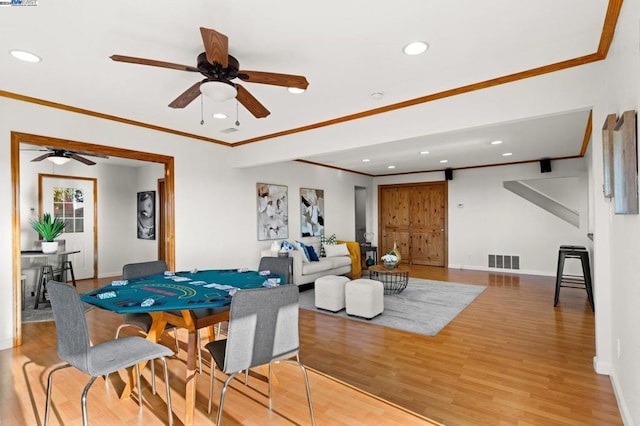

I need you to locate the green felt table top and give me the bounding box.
[80,269,282,314]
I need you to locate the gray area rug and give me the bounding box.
[22,296,93,323]
[299,278,486,336]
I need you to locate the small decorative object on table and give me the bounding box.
[381,253,398,269]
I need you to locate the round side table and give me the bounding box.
[367,264,409,295]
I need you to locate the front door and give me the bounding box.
[40,174,96,279]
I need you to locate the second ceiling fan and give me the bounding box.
[111,27,309,119]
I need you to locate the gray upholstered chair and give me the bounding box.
[205,285,315,425]
[44,281,173,426]
[114,261,183,391]
[258,256,293,284]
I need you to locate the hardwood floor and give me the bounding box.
[2,276,436,426]
[300,266,622,425]
[2,267,621,425]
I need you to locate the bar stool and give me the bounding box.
[554,245,594,311]
[34,261,77,309]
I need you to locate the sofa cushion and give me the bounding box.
[320,233,337,257]
[296,241,310,262]
[302,259,335,275]
[328,256,352,268]
[306,244,320,261]
[325,243,350,257]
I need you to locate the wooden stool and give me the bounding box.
[554,245,594,311]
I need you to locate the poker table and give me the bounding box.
[82,269,283,426]
[81,269,281,313]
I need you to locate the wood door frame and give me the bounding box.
[38,173,98,280]
[377,181,448,266]
[11,131,175,347]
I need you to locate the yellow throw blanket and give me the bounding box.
[338,240,362,279]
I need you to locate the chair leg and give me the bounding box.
[208,361,215,414]
[268,363,273,410]
[135,364,143,407]
[279,356,316,426]
[81,376,99,426]
[216,372,239,426]
[160,356,173,426]
[151,359,156,395]
[44,363,72,426]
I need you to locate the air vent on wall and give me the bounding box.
[488,254,520,270]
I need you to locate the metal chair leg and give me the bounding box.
[80,376,99,426]
[160,356,173,426]
[44,363,72,426]
[216,372,239,426]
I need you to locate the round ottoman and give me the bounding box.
[315,275,351,312]
[345,279,384,319]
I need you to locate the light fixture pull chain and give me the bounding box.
[235,100,240,127]
[200,95,205,125]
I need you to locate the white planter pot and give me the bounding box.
[41,241,59,254]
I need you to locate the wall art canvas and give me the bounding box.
[300,188,324,236]
[137,190,156,240]
[257,183,289,240]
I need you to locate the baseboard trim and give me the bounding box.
[609,366,634,426]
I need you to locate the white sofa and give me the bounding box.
[261,237,352,286]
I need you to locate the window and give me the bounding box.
[53,187,84,232]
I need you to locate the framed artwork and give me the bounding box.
[137,191,156,239]
[257,183,289,240]
[612,110,638,214]
[300,188,324,236]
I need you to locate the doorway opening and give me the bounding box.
[354,186,367,244]
[11,131,175,347]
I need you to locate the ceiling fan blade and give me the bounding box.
[200,27,228,68]
[237,70,309,89]
[71,150,109,159]
[31,153,53,162]
[70,154,96,166]
[168,81,203,109]
[236,84,270,118]
[110,55,199,72]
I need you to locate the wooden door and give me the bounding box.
[379,186,410,262]
[409,183,446,266]
[378,182,447,267]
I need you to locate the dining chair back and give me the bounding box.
[258,256,293,285]
[44,281,174,426]
[123,260,168,280]
[205,285,315,425]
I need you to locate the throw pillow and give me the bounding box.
[296,241,310,262]
[319,233,337,257]
[324,243,350,257]
[281,240,296,251]
[306,244,319,261]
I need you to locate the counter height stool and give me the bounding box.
[554,245,594,312]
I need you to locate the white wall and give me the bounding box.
[0,96,370,350]
[596,0,640,422]
[373,158,590,276]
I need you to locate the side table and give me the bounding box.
[368,264,409,294]
[360,245,378,270]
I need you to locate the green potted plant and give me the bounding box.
[31,212,66,253]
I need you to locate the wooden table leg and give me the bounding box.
[120,313,167,399]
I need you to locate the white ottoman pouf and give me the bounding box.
[315,275,351,312]
[345,279,384,319]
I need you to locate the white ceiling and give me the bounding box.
[1,1,610,174]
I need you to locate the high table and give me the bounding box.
[81,269,282,426]
[21,249,80,308]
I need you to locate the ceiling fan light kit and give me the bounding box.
[48,155,70,165]
[200,79,237,101]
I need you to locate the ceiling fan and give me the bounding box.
[29,148,109,166]
[110,27,309,119]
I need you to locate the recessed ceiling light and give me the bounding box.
[420,151,430,155]
[387,165,396,169]
[287,87,305,94]
[212,113,228,119]
[440,160,448,163]
[403,41,429,56]
[491,140,503,145]
[502,152,513,156]
[370,92,384,100]
[362,158,371,162]
[10,49,41,63]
